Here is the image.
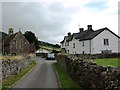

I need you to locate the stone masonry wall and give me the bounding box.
[1,57,33,79]
[69,53,120,59]
[56,54,120,89]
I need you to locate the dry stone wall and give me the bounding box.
[1,57,33,79]
[69,53,120,59]
[56,54,120,89]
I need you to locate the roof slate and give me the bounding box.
[60,27,120,43]
[79,28,103,41]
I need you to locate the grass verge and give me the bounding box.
[92,58,120,67]
[54,62,82,89]
[2,61,36,90]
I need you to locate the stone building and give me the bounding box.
[3,28,35,55]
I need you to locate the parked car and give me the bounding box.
[46,53,55,60]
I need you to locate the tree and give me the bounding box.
[23,31,40,50]
[54,44,60,48]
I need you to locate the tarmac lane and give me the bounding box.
[10,57,58,89]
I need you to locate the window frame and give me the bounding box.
[67,42,69,46]
[73,43,75,48]
[104,38,109,45]
[82,41,84,46]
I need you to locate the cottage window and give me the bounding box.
[73,43,75,48]
[65,42,66,46]
[67,42,69,46]
[82,41,84,46]
[14,40,17,49]
[104,39,109,45]
[82,51,85,54]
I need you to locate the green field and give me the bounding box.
[40,46,61,52]
[92,58,120,67]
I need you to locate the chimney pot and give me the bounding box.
[79,28,84,32]
[68,32,71,36]
[8,28,14,35]
[87,25,92,30]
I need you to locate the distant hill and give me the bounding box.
[0,31,8,39]
[38,41,60,48]
[38,41,61,53]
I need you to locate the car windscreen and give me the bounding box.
[48,54,55,57]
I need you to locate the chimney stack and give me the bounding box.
[68,32,71,36]
[8,28,14,36]
[87,25,92,30]
[79,28,84,32]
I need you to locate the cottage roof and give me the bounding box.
[74,29,93,39]
[79,27,120,41]
[60,40,64,43]
[4,32,18,45]
[66,36,72,42]
[79,28,103,41]
[61,34,73,43]
[61,27,120,43]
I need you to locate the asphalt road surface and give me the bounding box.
[11,57,58,88]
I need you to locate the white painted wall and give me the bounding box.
[61,40,66,49]
[67,37,91,54]
[92,29,119,54]
[61,39,70,53]
[68,37,76,54]
[119,38,120,52]
[76,40,90,54]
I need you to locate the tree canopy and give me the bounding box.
[23,31,40,50]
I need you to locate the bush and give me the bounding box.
[11,52,16,56]
[51,49,61,54]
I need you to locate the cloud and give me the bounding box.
[1,0,119,44]
[2,2,76,44]
[67,0,119,35]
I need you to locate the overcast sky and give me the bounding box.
[1,0,119,44]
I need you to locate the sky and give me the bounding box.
[1,0,119,44]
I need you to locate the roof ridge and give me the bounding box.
[95,27,108,31]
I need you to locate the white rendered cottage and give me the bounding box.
[60,25,120,54]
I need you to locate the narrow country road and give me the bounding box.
[11,57,58,88]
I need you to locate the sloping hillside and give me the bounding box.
[38,41,61,52]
